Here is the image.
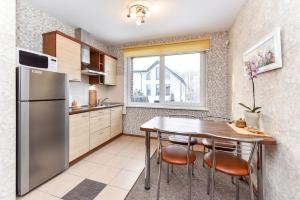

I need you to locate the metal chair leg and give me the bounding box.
[192,162,195,176]
[156,154,162,200]
[188,163,192,200]
[235,176,240,200]
[207,168,211,195]
[156,137,159,165]
[167,163,170,184]
[203,146,206,168]
[249,172,254,200]
[231,176,235,185]
[156,150,159,164]
[210,167,215,200]
[171,164,174,173]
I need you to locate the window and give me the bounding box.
[165,70,170,80]
[165,54,201,103]
[146,84,151,96]
[131,56,160,103]
[166,84,170,96]
[128,52,206,108]
[156,84,160,96]
[146,72,151,80]
[155,67,159,80]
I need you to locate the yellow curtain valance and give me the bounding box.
[123,39,210,57]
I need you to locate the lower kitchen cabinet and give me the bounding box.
[69,106,123,162]
[90,127,110,150]
[111,106,123,137]
[90,109,110,133]
[69,112,90,162]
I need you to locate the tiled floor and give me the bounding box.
[17,135,157,200]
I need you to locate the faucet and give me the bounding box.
[97,98,109,106]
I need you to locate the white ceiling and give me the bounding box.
[27,0,246,45]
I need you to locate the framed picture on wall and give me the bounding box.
[243,28,282,74]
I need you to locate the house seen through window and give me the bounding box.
[130,53,206,108]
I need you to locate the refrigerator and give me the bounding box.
[17,66,69,196]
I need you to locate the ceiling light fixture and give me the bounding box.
[127,0,151,26]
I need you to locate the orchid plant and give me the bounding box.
[239,60,262,113]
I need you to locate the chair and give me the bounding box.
[167,114,199,148]
[201,117,235,168]
[202,138,236,167]
[156,114,199,174]
[205,137,263,200]
[156,131,196,200]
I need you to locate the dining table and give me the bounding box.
[140,116,276,200]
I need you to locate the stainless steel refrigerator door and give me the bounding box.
[17,66,68,101]
[17,100,69,195]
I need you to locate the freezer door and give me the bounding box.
[17,100,69,195]
[17,66,68,101]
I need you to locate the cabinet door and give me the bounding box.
[90,127,110,150]
[111,106,123,137]
[69,113,90,161]
[104,55,117,85]
[90,109,111,133]
[56,34,81,81]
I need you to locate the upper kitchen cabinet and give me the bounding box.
[88,49,105,85]
[104,55,117,86]
[43,31,81,81]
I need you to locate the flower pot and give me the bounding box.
[244,111,261,128]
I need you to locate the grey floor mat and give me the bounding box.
[63,179,106,200]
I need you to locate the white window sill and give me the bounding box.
[126,104,209,111]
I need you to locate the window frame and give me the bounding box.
[127,52,207,110]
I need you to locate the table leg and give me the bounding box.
[257,144,264,200]
[145,131,151,190]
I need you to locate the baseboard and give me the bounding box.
[122,132,157,139]
[69,133,123,166]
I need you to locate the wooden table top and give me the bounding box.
[140,117,276,145]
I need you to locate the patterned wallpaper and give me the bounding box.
[16,0,74,52]
[0,0,16,199]
[229,0,300,199]
[16,0,119,105]
[120,32,230,135]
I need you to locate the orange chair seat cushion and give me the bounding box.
[162,145,197,165]
[168,135,198,146]
[204,151,250,176]
[202,138,236,151]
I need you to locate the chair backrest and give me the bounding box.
[210,136,262,165]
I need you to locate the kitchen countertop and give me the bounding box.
[69,103,123,115]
